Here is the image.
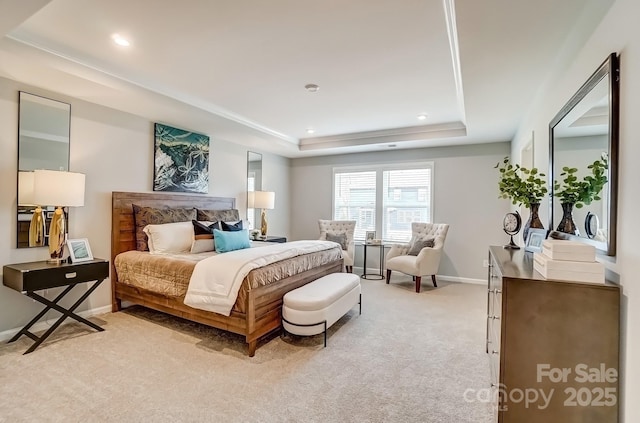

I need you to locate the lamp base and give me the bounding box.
[260,209,268,237]
[48,207,67,264]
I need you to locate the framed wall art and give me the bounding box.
[153,123,210,193]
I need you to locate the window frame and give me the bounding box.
[332,161,434,242]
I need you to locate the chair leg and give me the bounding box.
[431,274,437,287]
[415,276,421,293]
[346,266,352,273]
[386,269,391,284]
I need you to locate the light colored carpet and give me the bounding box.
[0,278,494,423]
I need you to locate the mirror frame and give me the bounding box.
[548,53,619,256]
[247,151,263,230]
[17,92,71,248]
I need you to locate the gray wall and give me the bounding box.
[290,143,511,281]
[0,77,290,334]
[510,0,640,419]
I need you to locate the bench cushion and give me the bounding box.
[283,273,360,311]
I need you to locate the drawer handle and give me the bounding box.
[491,315,500,320]
[495,289,502,294]
[492,350,499,355]
[65,272,77,279]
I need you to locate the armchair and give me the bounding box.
[318,219,356,273]
[385,223,449,293]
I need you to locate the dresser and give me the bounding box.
[487,246,619,422]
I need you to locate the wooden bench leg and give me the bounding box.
[415,276,421,293]
[431,274,437,287]
[386,269,391,284]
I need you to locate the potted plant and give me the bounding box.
[553,155,608,234]
[495,156,548,240]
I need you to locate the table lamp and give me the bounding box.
[253,191,275,237]
[32,170,85,264]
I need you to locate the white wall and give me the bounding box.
[511,0,639,419]
[290,142,511,281]
[0,77,290,333]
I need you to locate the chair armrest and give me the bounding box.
[415,246,444,275]
[346,240,355,257]
[386,243,410,261]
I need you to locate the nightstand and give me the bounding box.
[264,236,287,243]
[3,258,109,354]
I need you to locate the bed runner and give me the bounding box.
[184,240,339,316]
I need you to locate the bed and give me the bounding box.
[111,191,343,356]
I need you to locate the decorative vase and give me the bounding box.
[522,202,544,242]
[556,202,580,235]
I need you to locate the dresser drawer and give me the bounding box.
[3,259,109,292]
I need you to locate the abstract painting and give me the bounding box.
[153,123,210,193]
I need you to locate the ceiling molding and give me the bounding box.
[443,0,466,124]
[5,34,299,146]
[299,122,467,151]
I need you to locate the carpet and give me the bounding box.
[0,278,494,423]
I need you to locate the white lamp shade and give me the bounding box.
[18,171,35,205]
[32,170,85,207]
[253,191,275,210]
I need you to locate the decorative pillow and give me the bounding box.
[143,221,194,254]
[408,238,435,256]
[196,208,240,222]
[213,228,251,253]
[326,233,347,250]
[190,220,220,253]
[133,205,196,251]
[221,220,243,231]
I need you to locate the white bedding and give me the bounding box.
[183,240,341,316]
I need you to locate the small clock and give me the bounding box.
[503,211,521,249]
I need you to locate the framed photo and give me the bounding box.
[365,231,376,243]
[525,228,548,253]
[67,238,94,263]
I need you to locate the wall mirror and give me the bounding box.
[17,92,71,248]
[549,53,619,256]
[247,151,263,230]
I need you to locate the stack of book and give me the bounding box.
[533,239,604,283]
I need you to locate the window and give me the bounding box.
[333,164,433,242]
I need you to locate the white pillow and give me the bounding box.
[143,221,194,254]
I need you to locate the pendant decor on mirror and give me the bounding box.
[522,202,545,243]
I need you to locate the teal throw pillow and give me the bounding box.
[213,229,251,253]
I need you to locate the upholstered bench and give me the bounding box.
[282,272,361,347]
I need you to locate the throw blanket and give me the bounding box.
[184,240,340,316]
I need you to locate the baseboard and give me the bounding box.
[356,267,486,285]
[436,275,486,285]
[0,304,112,343]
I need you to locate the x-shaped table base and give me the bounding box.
[8,278,105,354]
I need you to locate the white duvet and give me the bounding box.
[183,240,340,316]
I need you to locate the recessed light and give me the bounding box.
[417,114,428,120]
[112,34,130,47]
[305,84,319,93]
[306,129,315,134]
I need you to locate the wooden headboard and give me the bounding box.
[110,191,236,282]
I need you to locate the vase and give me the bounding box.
[556,202,580,235]
[522,203,544,242]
